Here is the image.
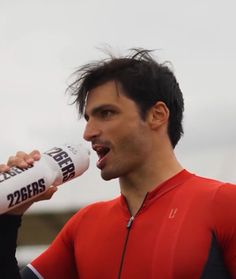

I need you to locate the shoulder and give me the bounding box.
[212,182,236,207]
[190,174,225,187]
[208,183,236,246]
[63,196,121,230]
[188,173,235,193]
[81,195,121,212]
[78,196,121,217]
[180,172,236,205]
[183,171,236,213]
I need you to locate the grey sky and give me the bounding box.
[1,0,236,212]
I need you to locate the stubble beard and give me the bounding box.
[100,122,150,181]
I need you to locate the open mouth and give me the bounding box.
[92,144,111,164]
[96,146,110,160]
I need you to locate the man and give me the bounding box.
[0,49,236,278]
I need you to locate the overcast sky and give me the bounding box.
[1,0,236,212]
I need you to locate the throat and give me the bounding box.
[120,182,149,216]
[124,192,148,217]
[119,175,151,216]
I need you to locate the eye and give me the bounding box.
[84,114,89,122]
[100,109,115,119]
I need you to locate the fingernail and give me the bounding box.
[33,154,40,160]
[2,166,10,172]
[26,158,34,164]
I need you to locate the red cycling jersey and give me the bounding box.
[29,170,236,278]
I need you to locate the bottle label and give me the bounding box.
[0,166,33,184]
[44,146,75,183]
[7,178,46,208]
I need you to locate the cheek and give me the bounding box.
[116,126,151,156]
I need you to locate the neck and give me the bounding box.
[119,149,183,216]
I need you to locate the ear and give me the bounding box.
[147,101,169,129]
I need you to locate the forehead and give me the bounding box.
[85,81,125,111]
[84,80,141,118]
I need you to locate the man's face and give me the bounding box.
[83,81,153,180]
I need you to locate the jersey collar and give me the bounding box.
[120,169,195,216]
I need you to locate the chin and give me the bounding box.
[100,169,119,181]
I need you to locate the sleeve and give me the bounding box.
[20,266,41,279]
[0,214,22,279]
[212,183,236,277]
[29,212,79,279]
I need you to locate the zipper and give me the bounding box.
[117,216,134,279]
[117,194,148,279]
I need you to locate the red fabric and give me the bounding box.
[31,170,236,278]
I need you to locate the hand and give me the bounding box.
[0,150,58,215]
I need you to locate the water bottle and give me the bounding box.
[0,143,90,214]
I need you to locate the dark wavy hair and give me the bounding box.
[67,49,184,148]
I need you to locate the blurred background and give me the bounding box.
[1,0,236,267]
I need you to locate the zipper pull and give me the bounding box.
[127,216,134,229]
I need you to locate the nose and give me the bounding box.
[83,119,101,142]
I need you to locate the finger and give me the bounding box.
[7,155,30,169]
[15,151,36,165]
[0,164,10,172]
[29,150,41,161]
[34,186,58,202]
[8,201,34,215]
[7,150,40,168]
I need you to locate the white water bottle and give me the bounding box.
[0,143,90,214]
